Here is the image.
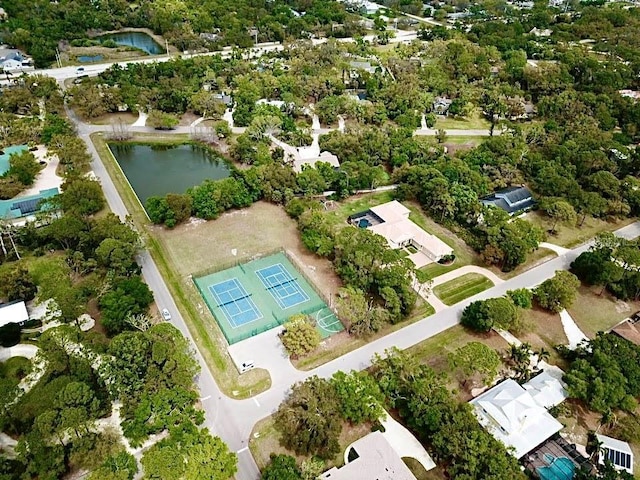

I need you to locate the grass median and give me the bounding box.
[433,272,494,306]
[90,132,271,399]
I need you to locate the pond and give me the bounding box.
[77,55,103,63]
[98,31,164,55]
[109,143,231,205]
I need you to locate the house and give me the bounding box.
[470,374,567,459]
[481,186,535,216]
[432,96,452,115]
[348,60,378,77]
[0,188,60,223]
[596,434,634,474]
[611,314,640,345]
[619,90,640,102]
[213,93,233,106]
[530,27,553,37]
[0,300,30,328]
[349,200,453,267]
[268,134,340,173]
[0,48,32,72]
[319,431,416,480]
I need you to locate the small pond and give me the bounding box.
[109,143,231,205]
[0,145,28,175]
[77,55,104,63]
[98,31,164,55]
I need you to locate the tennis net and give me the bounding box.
[265,277,298,290]
[216,293,252,308]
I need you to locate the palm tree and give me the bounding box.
[535,347,551,367]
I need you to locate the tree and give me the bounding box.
[147,111,179,130]
[461,297,519,332]
[435,128,447,143]
[7,150,40,185]
[535,270,580,312]
[0,264,37,301]
[541,198,577,233]
[330,370,385,424]
[59,178,105,216]
[280,314,321,358]
[100,275,154,336]
[448,342,501,387]
[273,376,342,458]
[507,288,533,309]
[261,454,302,480]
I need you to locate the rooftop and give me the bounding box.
[319,431,416,480]
[611,316,640,346]
[481,186,535,215]
[0,187,59,221]
[355,201,453,264]
[597,434,634,474]
[0,300,29,328]
[471,376,566,458]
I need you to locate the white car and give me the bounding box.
[161,308,171,320]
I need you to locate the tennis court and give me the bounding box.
[208,278,262,327]
[256,264,310,309]
[194,252,344,344]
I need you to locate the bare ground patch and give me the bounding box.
[155,201,342,297]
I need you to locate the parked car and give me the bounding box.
[161,308,172,320]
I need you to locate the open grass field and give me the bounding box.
[434,109,490,130]
[568,285,640,338]
[433,273,494,306]
[249,415,372,472]
[525,211,636,248]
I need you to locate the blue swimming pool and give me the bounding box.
[0,145,28,175]
[537,455,575,480]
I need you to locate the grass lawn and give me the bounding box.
[526,211,636,248]
[91,132,272,399]
[419,261,459,280]
[293,296,435,371]
[249,415,372,472]
[568,285,640,338]
[404,458,446,480]
[443,135,488,145]
[433,273,494,306]
[85,112,139,125]
[408,324,509,373]
[518,307,568,368]
[434,109,490,130]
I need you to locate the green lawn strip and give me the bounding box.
[90,133,271,399]
[434,109,490,130]
[433,273,494,306]
[419,261,460,280]
[293,297,435,371]
[442,135,488,145]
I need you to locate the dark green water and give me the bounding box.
[99,32,164,55]
[109,143,231,204]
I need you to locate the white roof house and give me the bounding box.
[597,434,634,474]
[471,377,566,458]
[268,134,340,173]
[522,370,568,409]
[358,201,453,266]
[0,301,29,328]
[319,431,416,480]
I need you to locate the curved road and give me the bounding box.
[53,47,640,479]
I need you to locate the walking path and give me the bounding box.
[559,310,589,349]
[539,242,571,256]
[131,111,147,127]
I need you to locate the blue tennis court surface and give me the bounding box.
[208,278,262,327]
[256,263,310,309]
